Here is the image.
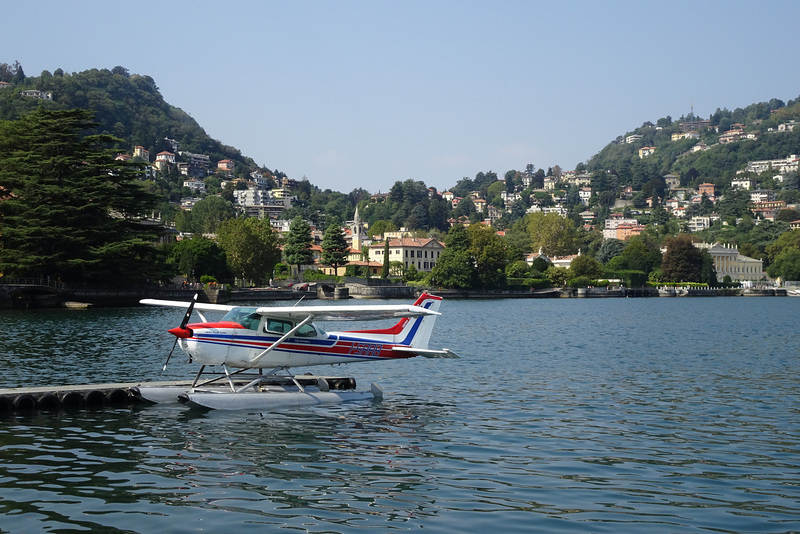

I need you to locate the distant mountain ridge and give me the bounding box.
[2,61,799,197]
[585,97,800,190]
[0,64,264,178]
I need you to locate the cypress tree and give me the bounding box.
[381,239,390,278]
[321,217,349,275]
[0,108,163,284]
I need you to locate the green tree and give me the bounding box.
[431,224,473,289]
[367,219,397,238]
[381,239,390,278]
[767,249,800,281]
[320,217,349,274]
[282,216,314,276]
[217,217,281,285]
[530,256,551,276]
[596,238,626,264]
[700,250,718,285]
[775,208,800,222]
[716,189,752,219]
[0,108,163,284]
[568,254,604,279]
[168,237,230,282]
[505,260,530,278]
[189,195,236,234]
[467,223,508,288]
[661,234,704,283]
[545,265,569,287]
[619,235,662,275]
[766,229,800,264]
[524,212,577,256]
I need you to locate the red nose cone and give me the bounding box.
[168,326,193,339]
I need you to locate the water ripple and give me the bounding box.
[2,298,800,532]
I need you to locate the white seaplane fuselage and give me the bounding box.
[138,293,456,409]
[173,293,445,368]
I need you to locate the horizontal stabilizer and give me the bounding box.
[392,346,460,358]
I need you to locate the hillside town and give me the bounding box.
[102,104,800,287]
[4,70,800,291]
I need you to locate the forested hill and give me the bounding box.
[3,61,800,211]
[585,97,800,191]
[0,63,264,176]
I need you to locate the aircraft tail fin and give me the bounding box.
[342,293,443,349]
[400,292,442,349]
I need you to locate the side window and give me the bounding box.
[296,324,317,338]
[265,318,292,334]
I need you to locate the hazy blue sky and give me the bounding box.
[6,1,800,193]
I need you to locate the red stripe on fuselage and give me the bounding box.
[188,321,247,330]
[348,317,409,335]
[191,331,416,360]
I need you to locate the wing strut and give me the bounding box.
[247,315,315,367]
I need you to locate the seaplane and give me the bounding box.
[137,292,458,410]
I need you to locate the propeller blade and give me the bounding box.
[163,338,179,371]
[179,292,199,329]
[163,293,199,371]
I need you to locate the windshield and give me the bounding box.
[221,307,260,330]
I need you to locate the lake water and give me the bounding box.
[1,297,799,533]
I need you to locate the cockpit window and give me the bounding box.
[221,307,260,330]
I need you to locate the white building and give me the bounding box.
[183,179,206,193]
[578,187,592,206]
[750,189,775,203]
[179,151,210,169]
[233,189,290,219]
[687,216,713,232]
[695,243,764,283]
[745,155,800,175]
[638,146,656,159]
[368,238,444,272]
[731,177,756,190]
[20,89,53,100]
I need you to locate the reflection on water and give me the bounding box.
[1,298,800,532]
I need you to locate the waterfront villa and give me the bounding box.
[368,238,445,272]
[695,243,764,283]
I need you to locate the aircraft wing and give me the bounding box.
[139,298,236,312]
[254,304,440,322]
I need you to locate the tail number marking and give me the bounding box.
[349,342,383,357]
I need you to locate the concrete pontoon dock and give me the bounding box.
[0,375,360,413]
[0,381,192,413]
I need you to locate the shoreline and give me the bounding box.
[0,283,788,309]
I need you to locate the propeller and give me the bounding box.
[163,292,199,371]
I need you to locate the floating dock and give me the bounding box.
[0,375,360,414]
[0,381,190,413]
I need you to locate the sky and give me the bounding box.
[6,1,800,194]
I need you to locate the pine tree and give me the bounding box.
[321,217,349,275]
[0,108,163,284]
[282,216,313,277]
